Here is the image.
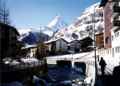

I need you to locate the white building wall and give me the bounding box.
[111,29,120,63]
[97,48,117,73]
[97,30,120,72]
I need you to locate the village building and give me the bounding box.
[111,0,120,62]
[68,40,81,53]
[0,23,20,60]
[96,0,120,72]
[21,44,37,57]
[45,38,69,55]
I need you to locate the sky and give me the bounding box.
[6,0,100,30]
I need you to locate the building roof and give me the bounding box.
[80,36,93,42]
[44,38,58,44]
[45,34,91,45]
[44,37,69,44]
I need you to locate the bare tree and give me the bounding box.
[0,0,10,24]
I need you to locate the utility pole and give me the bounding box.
[39,26,42,43]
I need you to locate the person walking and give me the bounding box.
[99,57,106,76]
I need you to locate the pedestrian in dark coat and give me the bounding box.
[99,57,106,76]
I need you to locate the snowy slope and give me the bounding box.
[47,2,104,42]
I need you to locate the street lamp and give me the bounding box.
[92,5,98,83]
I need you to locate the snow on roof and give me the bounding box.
[45,32,90,44]
[62,36,73,43]
[45,34,73,44]
[43,29,53,37]
[22,44,37,49]
[20,57,39,63]
[44,38,58,44]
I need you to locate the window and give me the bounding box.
[115,47,120,53]
[67,46,70,50]
[115,31,119,37]
[105,36,111,44]
[117,47,119,53]
[112,35,114,40]
[118,47,120,53]
[112,48,114,57]
[107,49,109,54]
[118,32,119,36]
[115,47,117,53]
[99,12,103,17]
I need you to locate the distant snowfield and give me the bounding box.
[18,28,32,35]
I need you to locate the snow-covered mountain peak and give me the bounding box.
[46,2,103,43]
[47,16,61,29]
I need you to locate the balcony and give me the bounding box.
[113,20,120,26]
[113,2,120,12]
[113,14,120,21]
[114,27,120,33]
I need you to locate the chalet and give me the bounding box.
[21,44,37,57]
[80,36,93,52]
[45,38,68,55]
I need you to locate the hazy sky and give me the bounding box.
[6,0,100,29]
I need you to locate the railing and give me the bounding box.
[46,52,93,61]
[46,52,96,68]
